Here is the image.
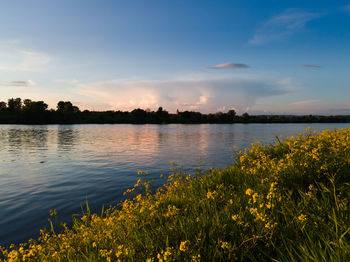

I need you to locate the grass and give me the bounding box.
[1,127,350,261]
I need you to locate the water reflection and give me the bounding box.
[57,126,78,152]
[4,127,48,157]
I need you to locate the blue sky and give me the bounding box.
[0,0,349,114]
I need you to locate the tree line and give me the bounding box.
[0,98,349,124]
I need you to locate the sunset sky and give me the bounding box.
[0,0,350,114]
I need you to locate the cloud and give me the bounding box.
[300,64,321,68]
[204,63,250,70]
[0,41,51,71]
[289,99,321,106]
[73,74,293,113]
[10,80,36,87]
[250,9,322,44]
[0,80,36,87]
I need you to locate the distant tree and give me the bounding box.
[156,106,169,122]
[23,100,48,113]
[227,109,236,122]
[241,112,250,122]
[20,100,49,123]
[227,109,236,118]
[1,97,350,124]
[57,101,80,114]
[0,101,6,111]
[56,101,80,123]
[23,99,32,107]
[131,108,147,123]
[179,111,202,123]
[7,98,22,111]
[57,101,65,112]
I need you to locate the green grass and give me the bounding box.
[1,127,350,261]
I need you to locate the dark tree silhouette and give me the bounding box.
[57,101,80,114]
[7,98,22,111]
[0,101,6,111]
[0,97,349,124]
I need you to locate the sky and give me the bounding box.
[0,0,350,115]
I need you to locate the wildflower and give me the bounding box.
[164,250,171,257]
[219,241,229,249]
[179,240,189,252]
[192,254,201,262]
[136,194,142,201]
[245,188,253,196]
[207,191,216,199]
[134,178,142,187]
[249,207,257,215]
[232,214,239,221]
[252,192,259,203]
[298,214,307,222]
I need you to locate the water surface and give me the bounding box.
[1,123,349,245]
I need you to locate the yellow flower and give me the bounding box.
[245,188,253,196]
[219,241,229,249]
[207,191,216,199]
[179,240,189,252]
[252,192,259,203]
[192,254,201,262]
[298,214,307,222]
[232,214,239,221]
[116,250,122,257]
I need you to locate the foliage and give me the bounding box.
[1,128,350,261]
[0,97,350,124]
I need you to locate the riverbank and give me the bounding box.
[1,127,350,261]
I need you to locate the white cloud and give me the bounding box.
[204,63,250,70]
[0,41,51,71]
[250,9,322,45]
[72,74,293,113]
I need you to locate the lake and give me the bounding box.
[1,123,349,246]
